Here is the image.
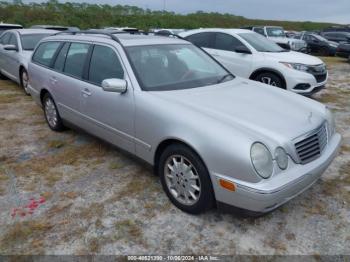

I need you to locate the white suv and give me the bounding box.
[180,29,328,95]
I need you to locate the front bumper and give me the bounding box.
[285,69,328,95]
[212,133,341,213]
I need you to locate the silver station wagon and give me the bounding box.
[27,31,341,215]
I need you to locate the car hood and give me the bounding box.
[328,41,339,46]
[262,50,323,65]
[152,78,326,144]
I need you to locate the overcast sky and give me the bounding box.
[22,0,350,24]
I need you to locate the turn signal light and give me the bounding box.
[219,179,236,192]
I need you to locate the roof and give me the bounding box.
[0,22,22,27]
[11,29,59,35]
[31,25,69,29]
[180,28,255,37]
[44,32,189,47]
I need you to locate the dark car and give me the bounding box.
[295,33,338,56]
[323,26,350,33]
[336,43,350,59]
[322,32,350,43]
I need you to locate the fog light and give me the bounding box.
[275,147,288,170]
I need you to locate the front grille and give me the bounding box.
[307,64,327,83]
[295,123,328,164]
[315,74,327,83]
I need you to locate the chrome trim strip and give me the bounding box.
[57,103,152,150]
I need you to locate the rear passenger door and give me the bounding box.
[79,44,135,153]
[49,42,92,125]
[210,32,253,77]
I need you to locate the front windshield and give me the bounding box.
[312,34,328,42]
[126,44,234,91]
[20,34,51,50]
[266,27,286,37]
[238,33,286,52]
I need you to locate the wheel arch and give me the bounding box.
[154,138,208,174]
[249,68,287,89]
[19,65,27,82]
[40,88,50,105]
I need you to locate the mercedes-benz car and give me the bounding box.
[27,31,341,215]
[0,29,57,94]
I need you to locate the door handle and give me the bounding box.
[82,88,92,97]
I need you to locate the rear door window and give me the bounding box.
[8,33,18,48]
[253,28,265,36]
[63,43,90,79]
[53,42,69,71]
[32,41,61,67]
[0,33,11,45]
[186,33,214,48]
[88,45,124,86]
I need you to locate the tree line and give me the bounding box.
[0,0,337,31]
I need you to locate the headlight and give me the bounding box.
[326,108,335,137]
[251,142,273,179]
[275,147,288,170]
[280,62,309,72]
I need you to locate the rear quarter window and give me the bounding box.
[32,41,61,67]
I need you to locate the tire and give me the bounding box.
[20,68,30,95]
[254,72,284,88]
[158,143,215,214]
[42,93,65,132]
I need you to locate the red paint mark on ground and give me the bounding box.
[11,197,46,218]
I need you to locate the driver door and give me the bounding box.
[5,33,20,80]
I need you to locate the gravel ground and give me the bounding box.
[0,57,349,256]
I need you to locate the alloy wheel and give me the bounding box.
[164,155,201,206]
[21,70,30,94]
[44,98,58,128]
[260,76,278,86]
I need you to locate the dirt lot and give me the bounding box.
[0,57,349,255]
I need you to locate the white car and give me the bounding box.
[0,29,58,94]
[245,26,308,52]
[180,29,328,95]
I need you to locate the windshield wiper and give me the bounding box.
[217,73,234,84]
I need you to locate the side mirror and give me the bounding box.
[235,45,252,54]
[101,78,127,93]
[3,44,18,51]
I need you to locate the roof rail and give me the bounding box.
[53,29,129,44]
[52,29,187,47]
[154,31,186,41]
